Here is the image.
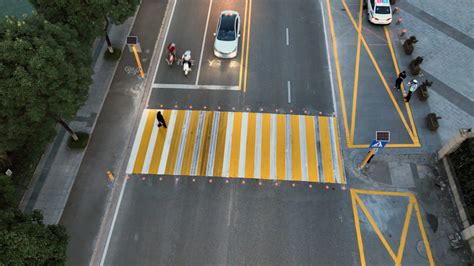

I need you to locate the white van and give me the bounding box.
[366,0,392,25]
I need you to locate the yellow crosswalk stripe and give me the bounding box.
[245,113,257,178]
[260,113,271,180]
[128,110,346,184]
[319,116,335,183]
[133,110,156,173]
[213,112,228,177]
[164,111,185,174]
[291,115,302,181]
[305,116,319,182]
[229,112,243,177]
[181,111,200,175]
[276,114,286,180]
[149,110,171,174]
[196,112,214,176]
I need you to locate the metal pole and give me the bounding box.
[132,45,145,79]
[359,147,376,169]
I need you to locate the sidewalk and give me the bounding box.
[344,0,474,263]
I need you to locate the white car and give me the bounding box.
[366,0,392,25]
[213,11,240,58]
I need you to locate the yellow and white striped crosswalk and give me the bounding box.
[127,109,346,184]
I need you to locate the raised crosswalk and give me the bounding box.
[127,109,346,184]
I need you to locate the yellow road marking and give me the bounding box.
[149,110,172,174]
[350,190,366,266]
[356,194,398,261]
[305,116,319,182]
[396,198,414,265]
[260,113,271,180]
[413,197,435,266]
[181,111,200,175]
[351,189,413,197]
[164,111,185,174]
[349,0,364,144]
[276,114,286,180]
[325,0,351,146]
[291,116,302,181]
[229,112,243,176]
[238,0,248,90]
[196,112,214,176]
[341,0,416,143]
[243,0,252,93]
[133,110,156,173]
[319,116,335,183]
[333,118,346,184]
[245,112,256,178]
[213,112,228,177]
[384,27,420,144]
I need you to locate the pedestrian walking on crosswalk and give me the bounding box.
[405,79,418,103]
[393,70,406,91]
[156,111,167,128]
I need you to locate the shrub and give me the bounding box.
[409,56,424,75]
[449,139,474,221]
[104,47,122,61]
[67,132,90,149]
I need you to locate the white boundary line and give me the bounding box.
[126,110,150,173]
[153,83,240,91]
[286,27,290,46]
[195,0,214,85]
[148,0,178,106]
[287,80,292,103]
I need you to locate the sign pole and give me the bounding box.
[359,148,376,169]
[132,44,145,79]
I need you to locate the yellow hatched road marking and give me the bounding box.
[180,111,200,175]
[413,197,435,265]
[350,190,366,266]
[229,112,243,176]
[276,114,286,180]
[133,110,156,173]
[397,198,414,265]
[333,118,346,183]
[164,111,185,174]
[319,116,335,183]
[245,112,256,178]
[196,112,214,176]
[260,113,271,180]
[213,112,228,177]
[149,110,172,174]
[291,116,302,181]
[305,116,319,182]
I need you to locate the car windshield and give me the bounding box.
[375,6,390,14]
[217,15,236,41]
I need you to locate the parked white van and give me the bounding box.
[366,0,392,25]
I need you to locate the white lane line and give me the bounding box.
[285,115,292,180]
[142,111,161,173]
[206,112,220,176]
[150,0,177,92]
[287,80,292,103]
[195,0,213,85]
[328,117,342,183]
[320,0,338,115]
[174,110,191,175]
[238,113,249,177]
[299,115,309,182]
[190,111,206,175]
[126,110,149,173]
[222,112,234,177]
[254,113,263,178]
[153,83,240,91]
[158,110,178,174]
[269,114,277,180]
[286,27,289,46]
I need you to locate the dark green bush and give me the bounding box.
[104,47,122,61]
[67,132,90,149]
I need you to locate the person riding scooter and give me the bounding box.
[166,42,177,65]
[181,50,192,76]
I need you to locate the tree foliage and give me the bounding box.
[0,209,68,265]
[0,14,92,153]
[30,0,140,43]
[0,175,15,209]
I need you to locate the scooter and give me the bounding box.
[178,50,193,76]
[165,52,176,66]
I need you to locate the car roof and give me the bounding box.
[374,0,391,6]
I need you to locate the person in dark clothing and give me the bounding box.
[393,71,407,91]
[156,111,167,128]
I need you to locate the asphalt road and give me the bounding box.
[149,0,334,116]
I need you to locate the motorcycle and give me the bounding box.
[165,52,176,66]
[179,50,193,76]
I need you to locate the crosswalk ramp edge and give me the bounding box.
[127,109,346,184]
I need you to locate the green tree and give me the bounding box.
[0,209,68,265]
[0,175,15,209]
[30,0,140,52]
[0,14,92,153]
